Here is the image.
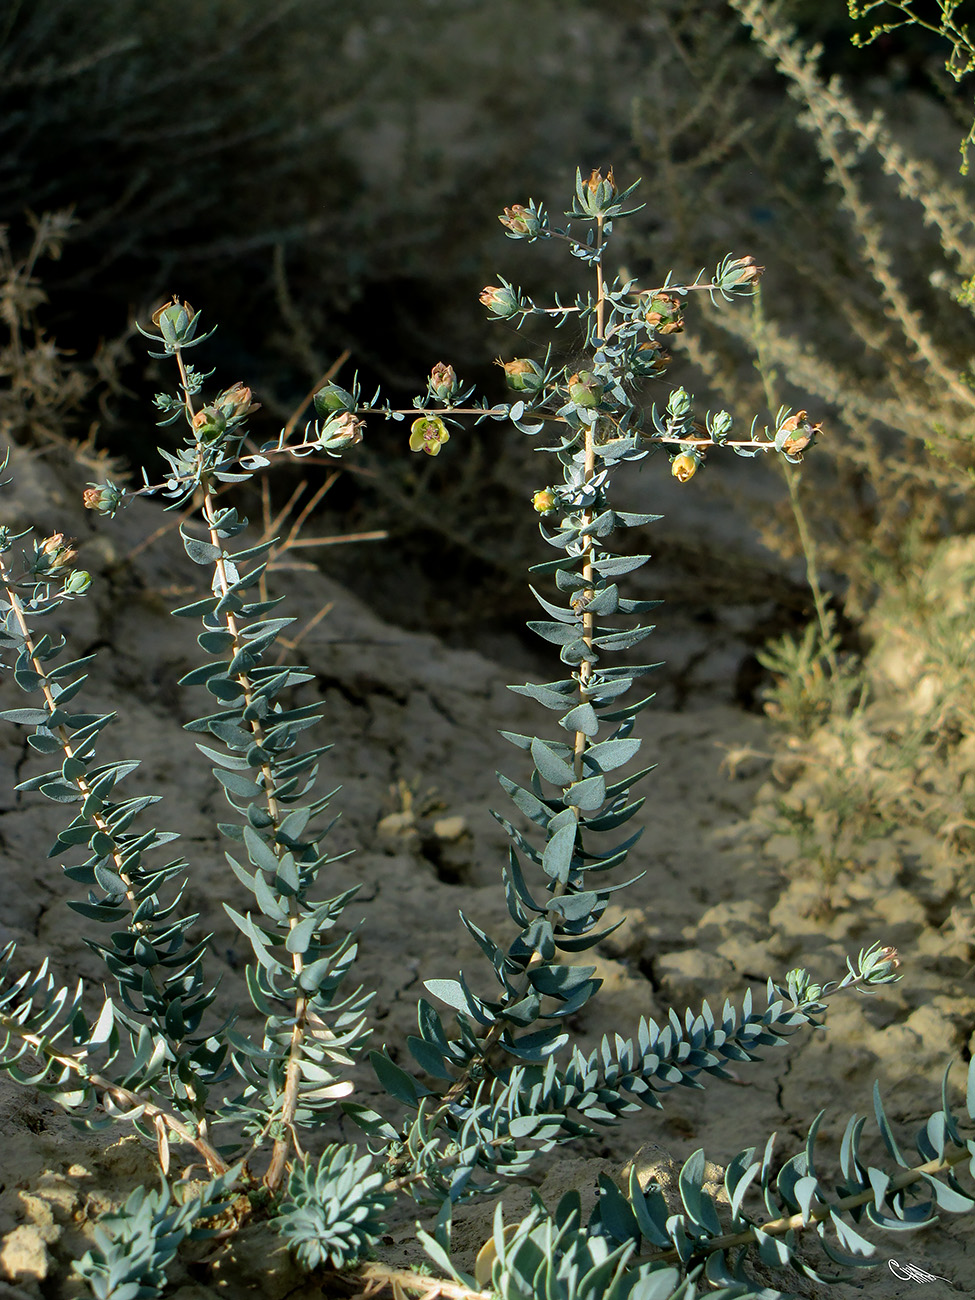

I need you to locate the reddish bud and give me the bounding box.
[428,363,458,401]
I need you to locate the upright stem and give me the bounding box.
[427,225,608,1123]
[573,216,604,782]
[0,559,213,1134]
[197,481,308,1190]
[175,342,305,1189]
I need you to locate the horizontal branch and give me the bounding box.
[652,1143,972,1265]
[8,1021,228,1176]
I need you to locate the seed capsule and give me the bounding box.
[499,358,544,393]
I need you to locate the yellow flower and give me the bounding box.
[671,450,702,483]
[409,416,450,456]
[532,488,557,514]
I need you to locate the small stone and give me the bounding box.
[376,811,417,840]
[1,1225,50,1284]
[432,815,467,841]
[622,1143,726,1214]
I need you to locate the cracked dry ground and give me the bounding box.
[0,444,971,1298]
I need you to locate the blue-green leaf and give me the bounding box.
[504,1026,567,1061]
[531,737,575,787]
[528,620,584,646]
[0,707,51,724]
[172,596,220,618]
[497,774,554,828]
[560,703,599,736]
[424,979,470,1014]
[407,1036,453,1080]
[591,554,651,576]
[584,738,641,773]
[615,511,662,527]
[919,1172,975,1212]
[38,780,82,803]
[591,626,655,651]
[593,1172,640,1245]
[417,998,450,1051]
[370,1050,421,1105]
[565,774,606,810]
[342,1103,400,1140]
[529,963,595,998]
[199,629,236,654]
[181,533,223,565]
[679,1150,722,1234]
[541,823,576,883]
[285,914,318,955]
[529,586,580,624]
[508,681,577,710]
[213,769,263,799]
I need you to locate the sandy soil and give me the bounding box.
[0,441,971,1298]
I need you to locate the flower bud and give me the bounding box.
[31,533,83,582]
[575,166,618,217]
[667,387,692,421]
[861,943,901,984]
[216,382,259,421]
[644,292,684,335]
[63,570,91,596]
[785,968,823,1003]
[723,255,764,289]
[428,362,458,402]
[710,410,733,441]
[671,448,703,483]
[409,415,450,456]
[498,357,544,394]
[532,488,557,514]
[318,412,364,453]
[566,371,603,409]
[47,535,76,566]
[38,533,78,570]
[479,284,519,319]
[83,481,124,517]
[150,296,198,345]
[498,204,540,237]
